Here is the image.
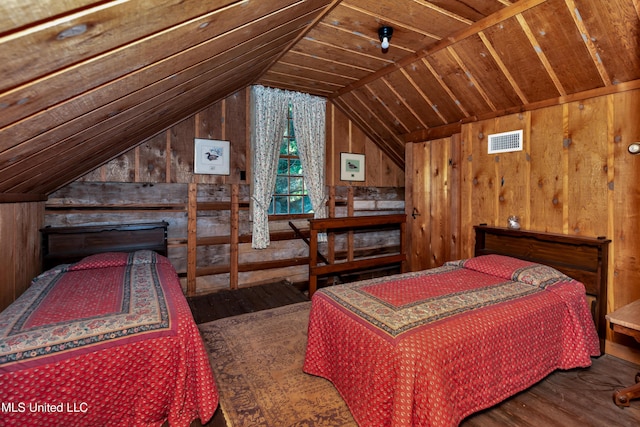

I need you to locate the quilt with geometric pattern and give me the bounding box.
[304,254,600,427]
[0,250,218,427]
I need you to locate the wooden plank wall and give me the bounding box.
[0,202,44,311]
[44,88,405,296]
[406,88,640,362]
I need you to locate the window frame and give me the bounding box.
[268,104,313,219]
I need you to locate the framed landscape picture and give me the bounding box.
[194,139,230,175]
[340,152,365,181]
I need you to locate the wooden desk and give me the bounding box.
[606,299,640,407]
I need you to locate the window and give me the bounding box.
[269,104,313,215]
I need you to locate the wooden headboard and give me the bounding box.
[474,225,610,353]
[40,222,169,271]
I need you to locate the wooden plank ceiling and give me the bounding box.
[0,0,639,200]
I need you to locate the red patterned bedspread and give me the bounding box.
[0,251,218,427]
[303,255,600,427]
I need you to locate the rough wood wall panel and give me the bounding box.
[494,114,530,227]
[529,105,565,232]
[469,119,498,227]
[611,91,640,312]
[0,202,44,311]
[407,141,431,271]
[225,90,248,184]
[566,97,610,236]
[428,138,450,268]
[448,89,640,360]
[170,118,197,184]
[139,133,168,183]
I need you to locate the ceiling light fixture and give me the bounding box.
[629,142,640,155]
[378,26,393,51]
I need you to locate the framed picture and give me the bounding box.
[194,139,230,175]
[340,152,365,181]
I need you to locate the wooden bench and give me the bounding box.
[606,299,640,407]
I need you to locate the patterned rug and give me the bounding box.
[198,302,356,427]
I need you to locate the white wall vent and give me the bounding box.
[487,130,523,154]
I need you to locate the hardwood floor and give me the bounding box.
[189,282,640,426]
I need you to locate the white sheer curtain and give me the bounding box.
[250,85,289,249]
[250,85,328,248]
[291,91,327,241]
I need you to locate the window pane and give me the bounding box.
[290,177,304,194]
[268,199,274,215]
[289,159,302,175]
[289,196,303,214]
[280,138,288,155]
[275,176,288,195]
[277,158,289,174]
[288,139,298,156]
[274,196,288,214]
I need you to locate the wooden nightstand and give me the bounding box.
[606,299,640,407]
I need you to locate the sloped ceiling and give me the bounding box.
[1,0,639,201]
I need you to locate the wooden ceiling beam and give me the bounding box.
[0,193,46,203]
[564,0,612,86]
[477,31,529,104]
[515,13,566,96]
[331,0,549,98]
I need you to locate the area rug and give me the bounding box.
[198,302,357,427]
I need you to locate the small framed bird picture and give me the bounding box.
[340,152,365,181]
[194,139,230,175]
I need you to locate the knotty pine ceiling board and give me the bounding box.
[264,60,357,89]
[0,31,295,193]
[425,49,494,119]
[0,0,243,93]
[352,84,411,136]
[383,70,444,129]
[0,0,326,130]
[571,0,640,85]
[428,0,513,21]
[401,60,466,126]
[0,10,311,162]
[365,78,426,134]
[0,4,313,169]
[481,14,562,103]
[451,34,524,111]
[334,91,405,163]
[0,0,99,32]
[521,1,605,93]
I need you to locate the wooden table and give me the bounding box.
[606,299,640,407]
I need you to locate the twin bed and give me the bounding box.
[304,225,609,426]
[0,221,608,427]
[0,222,218,426]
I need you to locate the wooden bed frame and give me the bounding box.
[40,222,169,271]
[474,225,610,353]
